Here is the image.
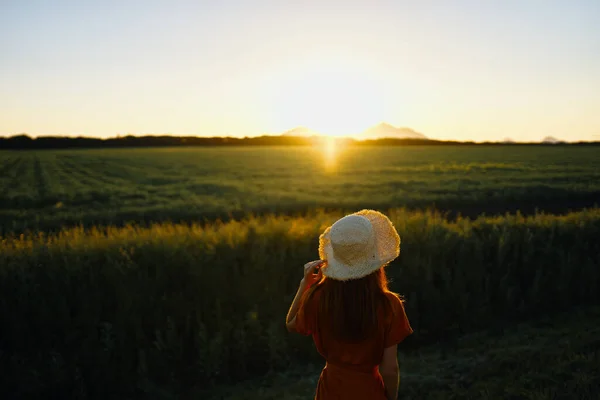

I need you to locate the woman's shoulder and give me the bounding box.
[382,291,407,317]
[384,291,404,304]
[382,291,413,345]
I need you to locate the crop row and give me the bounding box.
[1,146,600,235]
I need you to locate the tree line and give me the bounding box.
[1,134,598,149]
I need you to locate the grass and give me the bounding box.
[203,305,600,400]
[1,208,599,398]
[1,145,599,234]
[1,145,599,398]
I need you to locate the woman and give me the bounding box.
[286,210,412,400]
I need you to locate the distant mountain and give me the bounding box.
[542,136,562,144]
[503,138,515,143]
[280,126,321,137]
[359,123,427,140]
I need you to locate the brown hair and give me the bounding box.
[303,267,395,343]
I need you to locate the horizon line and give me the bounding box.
[1,132,594,144]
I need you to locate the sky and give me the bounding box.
[1,0,599,142]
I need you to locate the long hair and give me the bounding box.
[304,267,394,343]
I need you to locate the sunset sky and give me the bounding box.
[1,0,599,142]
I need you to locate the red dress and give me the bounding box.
[295,289,413,400]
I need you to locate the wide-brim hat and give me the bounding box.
[318,210,400,281]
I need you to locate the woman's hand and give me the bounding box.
[302,260,325,288]
[286,260,326,331]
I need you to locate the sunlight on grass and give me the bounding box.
[324,136,337,168]
[318,136,342,172]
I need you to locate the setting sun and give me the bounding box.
[266,61,387,137]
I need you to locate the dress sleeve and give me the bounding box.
[384,293,413,347]
[295,291,316,336]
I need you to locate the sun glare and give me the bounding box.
[325,136,337,158]
[268,62,386,137]
[321,136,341,171]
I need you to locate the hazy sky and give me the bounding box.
[1,0,599,141]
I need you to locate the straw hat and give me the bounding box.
[318,210,400,281]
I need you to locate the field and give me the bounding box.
[1,145,599,234]
[205,305,600,400]
[1,145,600,399]
[2,208,600,398]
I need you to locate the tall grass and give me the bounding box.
[1,208,599,398]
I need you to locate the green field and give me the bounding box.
[1,145,599,399]
[1,145,599,234]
